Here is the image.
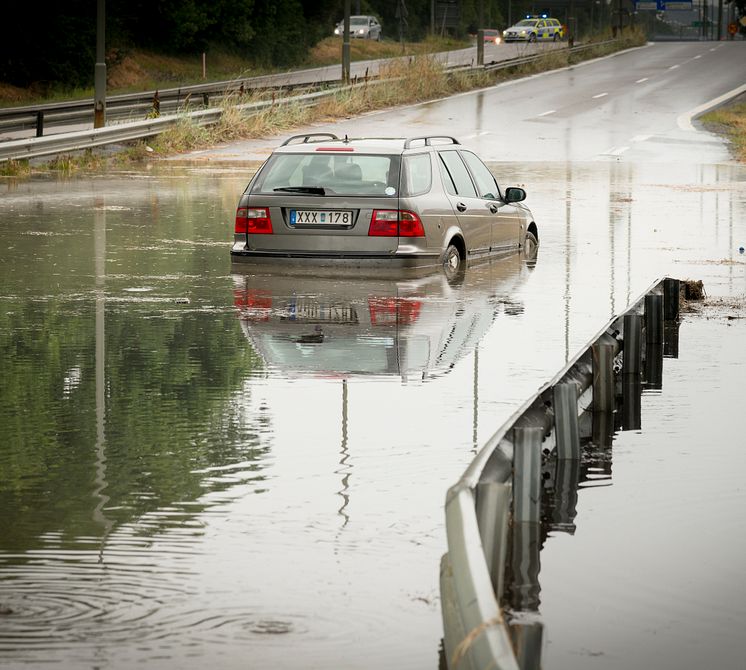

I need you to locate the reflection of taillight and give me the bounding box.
[368,297,422,325]
[369,210,425,237]
[234,289,272,321]
[235,207,272,234]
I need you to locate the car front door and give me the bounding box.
[437,150,492,257]
[460,150,522,252]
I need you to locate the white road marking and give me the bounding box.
[693,55,702,59]
[631,135,651,143]
[537,110,556,117]
[478,130,490,136]
[709,48,717,52]
[636,77,649,83]
[669,64,680,70]
[593,92,608,99]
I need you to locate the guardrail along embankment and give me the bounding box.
[440,276,684,670]
[0,40,625,163]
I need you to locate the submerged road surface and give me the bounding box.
[1,41,744,670]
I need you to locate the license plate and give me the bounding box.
[290,209,353,226]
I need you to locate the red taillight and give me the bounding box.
[368,210,425,237]
[235,206,272,234]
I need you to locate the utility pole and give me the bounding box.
[94,0,106,128]
[342,0,351,84]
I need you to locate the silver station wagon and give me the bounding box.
[231,133,538,277]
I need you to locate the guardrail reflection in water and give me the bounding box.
[440,277,683,670]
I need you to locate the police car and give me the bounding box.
[503,15,564,42]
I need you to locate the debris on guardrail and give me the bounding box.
[683,279,706,301]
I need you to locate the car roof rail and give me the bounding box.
[404,136,461,149]
[281,133,340,146]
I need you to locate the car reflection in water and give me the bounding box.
[232,250,537,382]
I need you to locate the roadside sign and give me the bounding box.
[634,0,692,9]
[728,22,737,34]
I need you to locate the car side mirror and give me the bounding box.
[504,187,526,203]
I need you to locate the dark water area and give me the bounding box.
[0,162,743,668]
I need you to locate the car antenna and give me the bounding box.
[344,134,349,143]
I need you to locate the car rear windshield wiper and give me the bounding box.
[273,186,326,195]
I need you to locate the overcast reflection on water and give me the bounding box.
[0,159,743,669]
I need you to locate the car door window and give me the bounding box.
[438,151,477,198]
[402,153,432,196]
[461,151,500,200]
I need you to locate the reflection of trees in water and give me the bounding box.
[0,303,265,551]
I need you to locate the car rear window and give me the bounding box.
[252,153,401,196]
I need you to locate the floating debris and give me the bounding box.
[682,279,705,301]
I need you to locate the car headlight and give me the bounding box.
[519,30,526,35]
[357,28,365,34]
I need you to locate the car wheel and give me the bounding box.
[522,231,539,263]
[553,33,559,41]
[443,244,464,280]
[529,33,537,43]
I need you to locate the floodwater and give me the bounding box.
[0,159,744,669]
[537,305,746,670]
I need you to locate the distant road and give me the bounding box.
[179,41,746,165]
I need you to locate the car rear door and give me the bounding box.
[436,150,491,256]
[460,150,522,252]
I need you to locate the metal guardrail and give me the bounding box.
[0,85,356,162]
[440,277,681,670]
[0,39,622,163]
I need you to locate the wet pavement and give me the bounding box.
[0,155,743,669]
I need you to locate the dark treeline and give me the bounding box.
[2,0,499,90]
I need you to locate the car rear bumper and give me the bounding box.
[230,248,442,274]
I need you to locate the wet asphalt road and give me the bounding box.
[1,40,745,670]
[178,41,746,165]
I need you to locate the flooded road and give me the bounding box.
[0,155,743,668]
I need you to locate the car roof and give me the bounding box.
[272,134,463,156]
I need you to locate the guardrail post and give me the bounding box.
[622,314,642,376]
[509,521,541,611]
[477,29,485,65]
[476,481,510,600]
[663,278,680,321]
[644,343,663,390]
[664,321,680,359]
[592,342,614,414]
[513,427,543,524]
[152,90,160,117]
[202,92,210,107]
[553,383,579,460]
[510,619,544,670]
[550,457,579,533]
[645,294,663,344]
[622,376,642,430]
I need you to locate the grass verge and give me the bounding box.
[700,100,746,162]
